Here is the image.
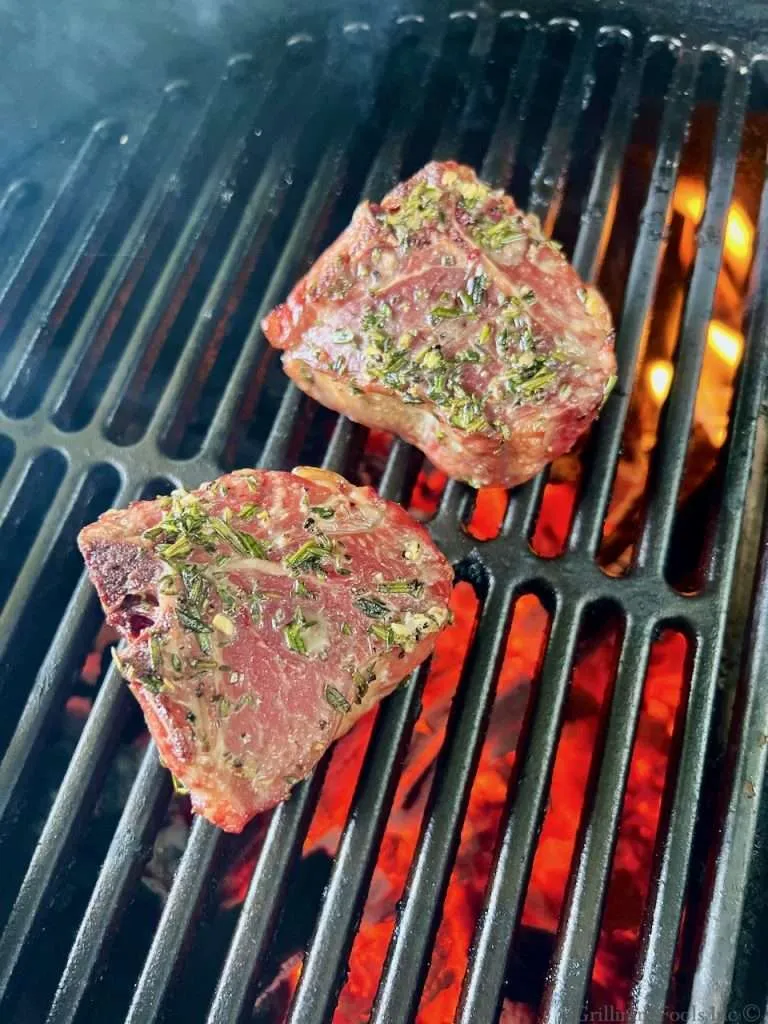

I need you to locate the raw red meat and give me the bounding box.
[78,468,452,832]
[262,160,616,488]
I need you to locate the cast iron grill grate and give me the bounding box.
[0,6,766,1023]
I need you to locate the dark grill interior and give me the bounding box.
[0,5,767,1023]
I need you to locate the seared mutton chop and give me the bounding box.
[78,468,452,832]
[262,160,616,488]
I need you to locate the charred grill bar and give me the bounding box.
[0,5,767,1023]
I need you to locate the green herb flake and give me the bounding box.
[324,685,351,714]
[283,611,313,656]
[601,373,618,408]
[238,503,264,521]
[171,653,183,673]
[384,180,442,244]
[148,635,163,672]
[293,578,314,599]
[171,774,189,796]
[309,505,335,519]
[369,622,395,648]
[341,622,352,636]
[352,665,376,703]
[468,271,488,307]
[158,535,193,562]
[208,517,268,559]
[429,303,463,325]
[140,672,165,694]
[181,565,210,608]
[377,578,424,597]
[177,605,213,635]
[354,595,391,619]
[471,216,525,250]
[449,395,488,432]
[284,537,333,574]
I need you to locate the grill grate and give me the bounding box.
[0,6,767,1023]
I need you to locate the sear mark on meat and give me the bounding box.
[262,160,616,489]
[78,467,453,832]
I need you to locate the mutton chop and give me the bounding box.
[78,468,453,832]
[262,161,616,488]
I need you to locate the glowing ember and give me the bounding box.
[707,320,743,367]
[647,359,674,404]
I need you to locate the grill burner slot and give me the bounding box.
[0,7,766,1024]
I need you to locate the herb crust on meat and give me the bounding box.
[78,467,453,832]
[263,161,616,488]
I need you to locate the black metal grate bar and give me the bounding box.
[456,597,585,1024]
[688,495,768,1018]
[528,22,597,229]
[285,660,431,1024]
[481,16,545,189]
[637,55,749,576]
[372,584,517,1023]
[0,671,131,996]
[0,475,132,825]
[571,32,645,282]
[540,618,656,1020]
[569,42,699,558]
[0,121,119,365]
[0,8,765,1024]
[46,745,172,1024]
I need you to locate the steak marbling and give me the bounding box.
[78,468,452,832]
[262,161,616,488]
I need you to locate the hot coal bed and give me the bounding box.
[0,4,768,1024]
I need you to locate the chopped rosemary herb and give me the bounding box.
[352,665,376,703]
[369,622,395,647]
[171,774,189,795]
[354,595,391,619]
[177,604,213,635]
[238,503,264,521]
[158,535,193,561]
[468,271,488,307]
[384,180,442,244]
[293,578,313,599]
[140,672,165,694]
[470,216,524,250]
[283,611,313,655]
[377,578,424,597]
[110,647,125,674]
[148,635,163,671]
[601,373,617,408]
[284,536,333,574]
[181,565,210,608]
[208,517,268,559]
[324,685,351,713]
[428,302,463,324]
